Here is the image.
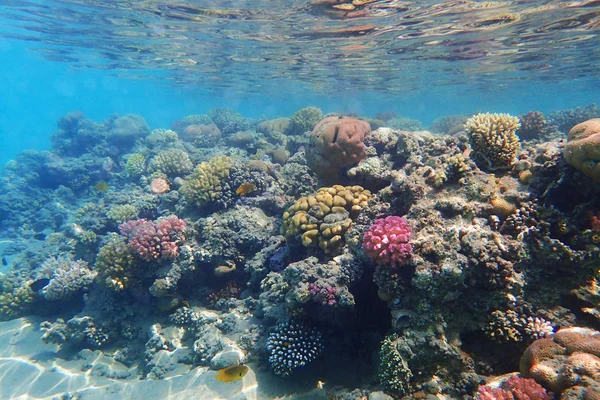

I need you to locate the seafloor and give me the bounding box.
[1,105,600,400]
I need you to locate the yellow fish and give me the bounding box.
[93,181,109,192]
[236,182,256,196]
[215,365,249,382]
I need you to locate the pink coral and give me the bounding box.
[476,376,551,400]
[363,216,412,267]
[119,216,186,261]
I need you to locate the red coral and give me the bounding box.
[363,216,412,267]
[119,216,186,261]
[476,376,551,400]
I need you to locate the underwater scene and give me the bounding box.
[1,1,600,399]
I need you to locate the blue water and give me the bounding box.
[1,2,600,399]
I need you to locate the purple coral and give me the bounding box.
[476,375,551,400]
[119,216,186,261]
[363,216,412,267]
[309,282,338,306]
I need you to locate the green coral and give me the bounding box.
[0,273,34,320]
[107,204,139,224]
[149,149,193,178]
[287,106,324,135]
[95,235,137,291]
[378,334,413,397]
[125,153,146,177]
[180,156,232,208]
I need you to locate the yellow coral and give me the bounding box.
[95,235,136,291]
[282,185,371,254]
[180,156,232,207]
[465,112,521,170]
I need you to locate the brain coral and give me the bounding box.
[282,185,371,254]
[306,116,371,175]
[180,156,232,208]
[563,118,600,181]
[520,326,600,395]
[465,112,521,170]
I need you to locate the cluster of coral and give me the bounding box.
[1,103,600,399]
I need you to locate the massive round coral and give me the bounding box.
[363,216,412,267]
[306,116,371,175]
[563,118,600,181]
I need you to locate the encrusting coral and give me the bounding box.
[465,112,521,170]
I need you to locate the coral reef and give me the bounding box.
[306,116,371,176]
[287,106,324,136]
[281,185,371,254]
[180,155,232,209]
[38,255,97,300]
[465,112,521,170]
[119,216,186,261]
[266,322,324,376]
[563,118,600,181]
[363,216,412,267]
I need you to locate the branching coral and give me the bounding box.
[119,216,186,261]
[95,234,137,291]
[149,149,193,178]
[465,112,521,170]
[363,216,412,267]
[180,156,232,208]
[38,255,97,300]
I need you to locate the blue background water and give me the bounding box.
[0,37,597,167]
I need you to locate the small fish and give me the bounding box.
[1,257,6,266]
[29,278,50,292]
[215,365,249,383]
[93,181,109,192]
[235,182,256,196]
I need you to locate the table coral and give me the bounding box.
[282,185,371,254]
[563,118,600,181]
[306,116,371,176]
[465,112,521,170]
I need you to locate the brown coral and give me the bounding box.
[563,118,600,181]
[306,116,371,176]
[465,112,520,170]
[282,185,371,254]
[520,327,600,395]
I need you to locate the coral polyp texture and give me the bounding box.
[476,375,551,400]
[149,149,193,178]
[465,112,521,170]
[266,322,324,377]
[282,185,371,254]
[563,118,600,181]
[306,116,371,175]
[520,327,600,396]
[119,216,187,261]
[180,155,232,208]
[363,216,412,267]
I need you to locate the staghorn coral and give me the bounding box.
[465,112,521,170]
[180,156,232,208]
[563,118,600,181]
[306,116,371,176]
[363,216,412,267]
[282,185,371,254]
[149,149,193,178]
